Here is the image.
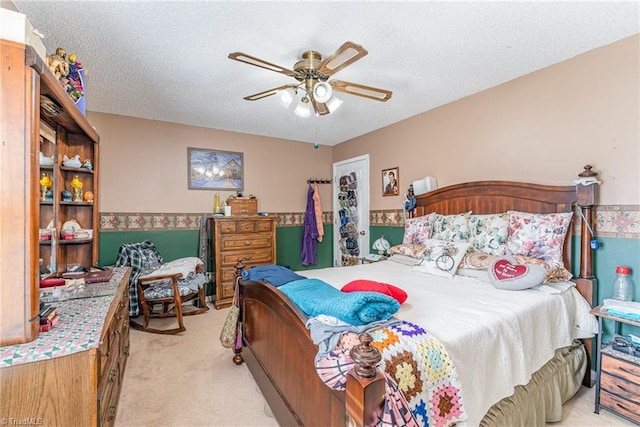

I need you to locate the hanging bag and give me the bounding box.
[219,282,240,349]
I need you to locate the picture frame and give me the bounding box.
[382,167,399,196]
[188,147,244,191]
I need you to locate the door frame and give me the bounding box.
[333,154,370,266]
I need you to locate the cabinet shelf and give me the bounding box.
[60,201,95,207]
[60,166,94,174]
[59,238,93,245]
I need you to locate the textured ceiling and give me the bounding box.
[13,1,640,146]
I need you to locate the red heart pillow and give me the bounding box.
[341,279,408,304]
[488,257,547,290]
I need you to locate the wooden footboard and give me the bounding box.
[233,259,385,427]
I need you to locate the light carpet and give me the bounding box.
[116,303,633,427]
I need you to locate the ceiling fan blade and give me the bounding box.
[243,84,299,101]
[310,97,330,116]
[316,42,368,76]
[331,80,392,102]
[229,52,300,78]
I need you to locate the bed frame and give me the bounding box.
[232,165,598,426]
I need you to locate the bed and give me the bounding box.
[231,166,599,426]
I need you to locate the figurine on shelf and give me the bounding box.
[46,47,69,80]
[62,154,82,168]
[83,159,93,170]
[83,191,94,203]
[39,172,52,200]
[39,151,54,167]
[71,175,83,202]
[61,190,73,202]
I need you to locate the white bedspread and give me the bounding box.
[304,260,597,427]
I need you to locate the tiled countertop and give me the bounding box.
[0,267,128,368]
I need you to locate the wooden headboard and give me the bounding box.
[413,180,577,269]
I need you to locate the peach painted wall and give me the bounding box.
[90,113,333,213]
[334,34,640,209]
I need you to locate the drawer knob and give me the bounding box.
[108,407,117,421]
[109,368,117,382]
[244,240,252,246]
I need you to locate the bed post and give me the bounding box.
[346,333,385,427]
[574,165,599,387]
[232,258,246,365]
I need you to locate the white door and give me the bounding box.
[333,155,370,267]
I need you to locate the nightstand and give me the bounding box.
[590,305,640,424]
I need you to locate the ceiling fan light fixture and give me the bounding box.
[326,96,343,112]
[278,87,296,107]
[294,97,312,117]
[312,81,333,103]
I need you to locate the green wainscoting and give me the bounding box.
[98,226,337,271]
[99,230,201,266]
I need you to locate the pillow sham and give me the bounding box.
[488,257,547,290]
[412,239,470,279]
[387,254,422,266]
[342,279,408,304]
[388,243,427,258]
[402,212,436,245]
[458,251,572,282]
[431,211,472,242]
[506,211,573,267]
[467,213,509,255]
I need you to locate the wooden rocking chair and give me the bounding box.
[115,240,209,334]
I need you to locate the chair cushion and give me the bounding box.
[143,280,193,299]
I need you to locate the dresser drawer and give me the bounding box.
[600,389,640,423]
[220,234,272,250]
[600,371,640,402]
[602,353,640,382]
[98,360,121,427]
[227,198,258,215]
[220,248,274,266]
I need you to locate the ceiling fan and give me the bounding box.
[228,41,392,116]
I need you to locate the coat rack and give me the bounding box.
[307,178,332,184]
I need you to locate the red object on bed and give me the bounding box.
[341,279,408,304]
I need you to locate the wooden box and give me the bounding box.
[226,197,258,216]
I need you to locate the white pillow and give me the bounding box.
[412,239,470,279]
[139,256,203,280]
[487,257,547,291]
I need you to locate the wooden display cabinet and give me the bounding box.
[1,39,100,346]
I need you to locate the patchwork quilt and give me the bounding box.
[316,320,467,427]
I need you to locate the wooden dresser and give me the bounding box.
[591,305,640,424]
[226,197,258,216]
[0,267,131,427]
[211,216,277,309]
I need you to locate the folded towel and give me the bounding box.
[602,299,640,322]
[241,264,307,287]
[280,278,400,326]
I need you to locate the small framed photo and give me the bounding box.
[382,167,399,196]
[188,147,244,191]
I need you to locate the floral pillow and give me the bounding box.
[412,239,471,279]
[467,213,509,255]
[431,211,472,242]
[506,211,573,268]
[402,212,436,245]
[458,251,572,282]
[388,243,427,258]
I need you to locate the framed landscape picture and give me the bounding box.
[188,147,244,191]
[382,167,399,196]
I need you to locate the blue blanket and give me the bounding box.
[241,264,306,287]
[279,278,400,326]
